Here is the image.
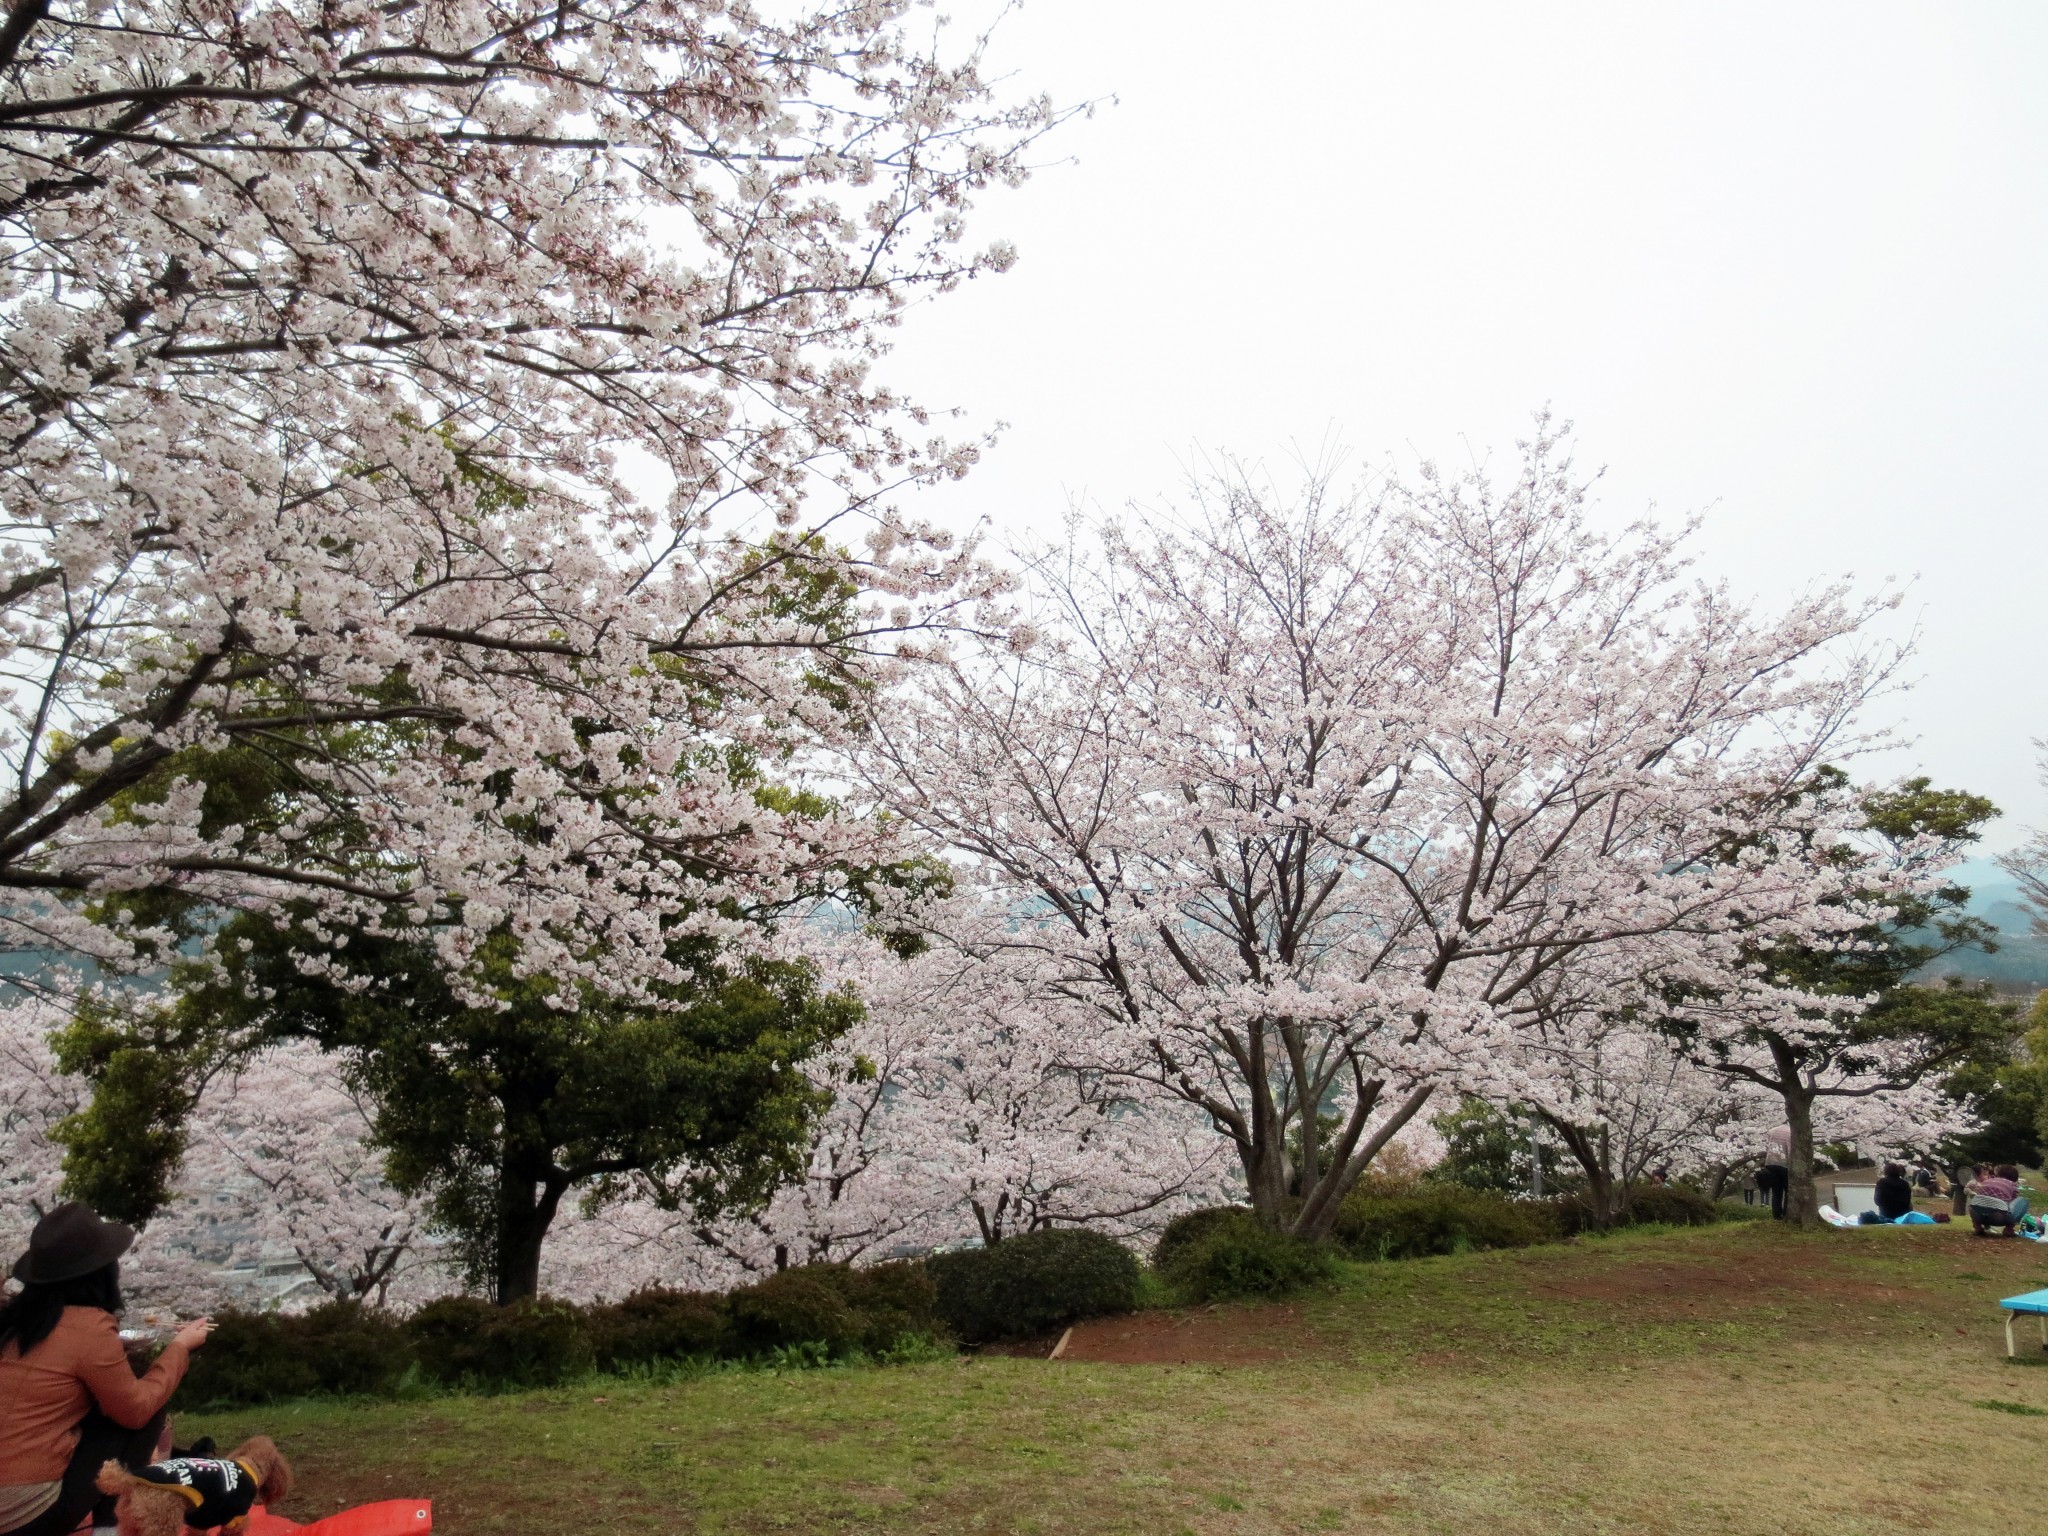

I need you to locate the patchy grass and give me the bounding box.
[187,1223,2048,1536]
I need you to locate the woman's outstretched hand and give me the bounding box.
[173,1317,214,1351]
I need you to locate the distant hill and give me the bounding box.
[1914,857,2048,995]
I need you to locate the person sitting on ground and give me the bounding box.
[1968,1164,2024,1238]
[0,1204,213,1536]
[1859,1162,1917,1224]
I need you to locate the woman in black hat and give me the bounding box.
[0,1204,212,1536]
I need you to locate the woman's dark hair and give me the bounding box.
[0,1262,124,1357]
[1997,1164,2020,1180]
[1882,1162,1905,1178]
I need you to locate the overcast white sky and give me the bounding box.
[878,2,2048,848]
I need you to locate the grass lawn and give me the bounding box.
[186,1222,2048,1536]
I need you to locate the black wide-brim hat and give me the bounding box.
[11,1202,135,1284]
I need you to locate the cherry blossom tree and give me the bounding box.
[0,995,77,1250]
[814,931,1234,1248]
[862,425,1903,1237]
[1511,1002,1781,1223]
[0,0,1052,991]
[163,1042,434,1306]
[529,927,1235,1293]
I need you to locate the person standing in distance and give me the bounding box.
[1756,1126,1792,1220]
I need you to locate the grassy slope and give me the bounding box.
[187,1223,2048,1536]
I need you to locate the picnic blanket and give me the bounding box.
[242,1500,431,1536]
[1818,1205,1935,1228]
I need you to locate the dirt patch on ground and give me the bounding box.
[975,1334,1061,1358]
[1527,1256,1895,1311]
[1527,1231,2042,1320]
[1058,1304,1310,1364]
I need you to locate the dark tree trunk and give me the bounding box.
[494,1160,569,1304]
[1543,1114,1615,1228]
[1783,1087,1820,1230]
[1945,1162,1971,1216]
[1294,1083,1434,1241]
[1706,1156,1756,1204]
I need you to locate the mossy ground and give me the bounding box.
[188,1222,2048,1535]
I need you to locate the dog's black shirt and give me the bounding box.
[132,1457,259,1531]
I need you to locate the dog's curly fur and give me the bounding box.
[96,1436,292,1536]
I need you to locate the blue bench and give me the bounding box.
[2001,1289,2048,1358]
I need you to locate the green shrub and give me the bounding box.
[1716,1198,1773,1223]
[830,1260,940,1353]
[727,1267,866,1356]
[1335,1183,1556,1260]
[406,1295,593,1388]
[1623,1184,1717,1228]
[927,1228,1141,1343]
[1157,1211,1337,1302]
[1151,1205,1254,1273]
[1548,1183,1720,1235]
[177,1310,319,1407]
[286,1300,414,1396]
[584,1287,730,1369]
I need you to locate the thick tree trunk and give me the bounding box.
[1783,1089,1820,1230]
[1543,1114,1614,1227]
[1241,1128,1292,1227]
[494,1162,569,1304]
[1237,1021,1294,1228]
[1705,1157,1755,1205]
[1293,1082,1434,1241]
[1945,1162,1971,1216]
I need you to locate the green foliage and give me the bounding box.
[1151,1205,1255,1273]
[1334,1183,1557,1260]
[177,1312,321,1407]
[1939,997,2048,1171]
[408,1296,594,1389]
[1546,1183,1718,1236]
[727,1268,866,1357]
[1427,1098,1556,1196]
[827,1259,941,1354]
[1154,1210,1338,1302]
[927,1229,1143,1343]
[48,1000,208,1224]
[178,1304,415,1408]
[584,1288,731,1370]
[169,1260,945,1408]
[69,908,859,1302]
[1619,1183,1718,1228]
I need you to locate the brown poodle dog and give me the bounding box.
[96,1436,292,1536]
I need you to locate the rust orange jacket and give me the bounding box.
[0,1307,189,1484]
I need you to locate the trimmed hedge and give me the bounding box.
[1155,1210,1337,1302]
[179,1302,413,1408]
[584,1287,730,1370]
[728,1267,866,1356]
[1548,1183,1721,1235]
[1622,1184,1717,1228]
[1152,1205,1255,1273]
[831,1259,941,1354]
[177,1259,944,1407]
[409,1295,593,1388]
[1334,1183,1557,1260]
[927,1228,1142,1343]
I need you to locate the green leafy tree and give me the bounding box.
[60,914,859,1303]
[1427,1098,1559,1197]
[1669,775,2024,1226]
